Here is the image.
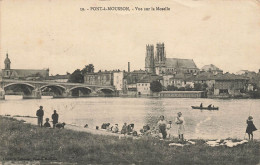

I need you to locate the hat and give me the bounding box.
[178,112,182,115]
[248,116,253,120]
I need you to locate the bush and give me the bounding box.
[150,81,163,92]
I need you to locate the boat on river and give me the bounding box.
[191,106,219,110]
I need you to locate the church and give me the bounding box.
[2,53,49,80]
[145,43,199,75]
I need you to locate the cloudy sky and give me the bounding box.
[1,0,260,75]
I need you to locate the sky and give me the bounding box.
[1,0,260,75]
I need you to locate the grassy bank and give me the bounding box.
[0,116,259,164]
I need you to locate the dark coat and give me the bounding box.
[52,113,59,124]
[36,109,44,117]
[44,122,51,128]
[246,120,257,134]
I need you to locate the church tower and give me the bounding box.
[154,43,166,75]
[145,44,155,74]
[4,53,11,69]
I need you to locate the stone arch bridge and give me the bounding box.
[0,79,116,99]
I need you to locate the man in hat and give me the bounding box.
[36,106,44,127]
[52,110,59,128]
[175,112,185,142]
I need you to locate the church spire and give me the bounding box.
[4,52,11,69]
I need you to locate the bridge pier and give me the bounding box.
[23,89,41,99]
[0,88,5,100]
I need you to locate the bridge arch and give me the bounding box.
[69,86,92,97]
[96,88,115,92]
[69,86,93,92]
[40,84,66,96]
[3,82,35,96]
[4,82,35,89]
[96,88,115,97]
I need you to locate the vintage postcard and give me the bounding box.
[0,0,259,164]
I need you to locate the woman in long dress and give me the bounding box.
[175,112,185,142]
[246,116,257,140]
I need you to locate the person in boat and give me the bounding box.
[200,103,203,108]
[43,118,51,128]
[208,104,212,109]
[246,116,257,140]
[121,123,128,135]
[175,112,185,142]
[157,115,168,139]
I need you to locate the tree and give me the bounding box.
[167,85,178,91]
[202,83,208,91]
[185,84,193,91]
[68,69,84,83]
[150,81,163,92]
[81,64,94,74]
[193,83,202,91]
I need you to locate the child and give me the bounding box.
[43,118,51,128]
[246,116,257,140]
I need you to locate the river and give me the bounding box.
[0,95,259,140]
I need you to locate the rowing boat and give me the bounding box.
[191,106,219,110]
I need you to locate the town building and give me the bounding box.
[201,64,223,75]
[84,71,114,86]
[137,74,163,95]
[48,74,70,83]
[113,71,124,92]
[123,70,148,96]
[212,74,248,97]
[145,43,199,75]
[169,74,194,88]
[2,53,49,80]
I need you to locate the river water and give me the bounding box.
[0,95,259,140]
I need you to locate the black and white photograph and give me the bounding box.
[0,0,259,164]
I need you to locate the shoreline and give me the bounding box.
[0,116,259,164]
[4,115,260,141]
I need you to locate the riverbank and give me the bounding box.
[0,116,259,164]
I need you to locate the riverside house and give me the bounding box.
[137,75,163,96]
[211,74,248,97]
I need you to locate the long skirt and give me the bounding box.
[177,124,185,135]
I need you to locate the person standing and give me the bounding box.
[52,110,59,128]
[157,115,168,139]
[246,116,257,140]
[36,106,44,127]
[175,112,185,142]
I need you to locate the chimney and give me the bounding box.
[128,62,130,72]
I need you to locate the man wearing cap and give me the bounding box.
[175,112,185,142]
[52,110,59,128]
[36,106,44,127]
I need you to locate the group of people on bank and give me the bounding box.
[36,106,61,128]
[96,112,185,141]
[157,112,185,141]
